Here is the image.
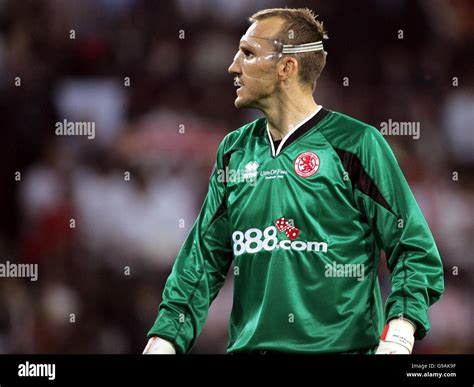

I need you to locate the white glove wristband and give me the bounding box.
[143,337,176,354]
[376,318,416,354]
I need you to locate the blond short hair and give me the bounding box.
[249,8,328,90]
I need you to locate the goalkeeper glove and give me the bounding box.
[143,337,176,354]
[375,318,416,354]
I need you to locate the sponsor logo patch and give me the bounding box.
[232,216,327,256]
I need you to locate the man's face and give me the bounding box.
[228,17,285,109]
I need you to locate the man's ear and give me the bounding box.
[278,56,298,81]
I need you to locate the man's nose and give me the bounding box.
[228,53,241,75]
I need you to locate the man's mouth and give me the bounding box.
[234,78,244,95]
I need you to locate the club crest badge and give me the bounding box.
[294,152,320,178]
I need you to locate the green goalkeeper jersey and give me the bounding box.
[148,107,444,354]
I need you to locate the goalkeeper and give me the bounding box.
[144,8,444,355]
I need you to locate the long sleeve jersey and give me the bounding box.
[148,107,444,354]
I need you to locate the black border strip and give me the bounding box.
[334,147,393,214]
[210,151,233,224]
[279,107,331,153]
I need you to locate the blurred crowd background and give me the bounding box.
[0,0,472,354]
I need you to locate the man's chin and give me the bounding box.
[234,96,254,109]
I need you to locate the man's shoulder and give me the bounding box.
[320,109,383,152]
[322,110,377,136]
[220,117,266,151]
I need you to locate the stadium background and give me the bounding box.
[0,0,472,354]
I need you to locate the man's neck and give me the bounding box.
[263,94,319,141]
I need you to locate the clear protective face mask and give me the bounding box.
[231,35,324,81]
[231,36,283,80]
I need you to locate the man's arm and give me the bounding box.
[145,139,233,354]
[353,126,444,352]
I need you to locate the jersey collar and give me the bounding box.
[266,106,329,157]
